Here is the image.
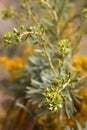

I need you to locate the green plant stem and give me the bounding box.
[20,31,40,39]
[58,79,71,93]
[20,31,58,76]
[43,43,58,76]
[48,41,62,58]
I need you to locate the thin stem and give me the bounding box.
[43,43,57,76]
[58,79,71,93]
[48,41,61,58]
[71,35,82,56]
[20,30,57,76]
[20,31,40,39]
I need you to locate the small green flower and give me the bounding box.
[3,28,21,47]
[2,6,16,20]
[45,86,64,111]
[57,39,71,58]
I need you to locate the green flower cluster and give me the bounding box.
[45,71,79,112]
[45,77,68,111]
[2,6,16,20]
[3,28,21,47]
[45,86,64,111]
[57,39,71,58]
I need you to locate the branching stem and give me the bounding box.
[20,31,58,76]
[58,79,71,93]
[20,31,39,39]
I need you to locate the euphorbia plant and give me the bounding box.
[1,0,87,130]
